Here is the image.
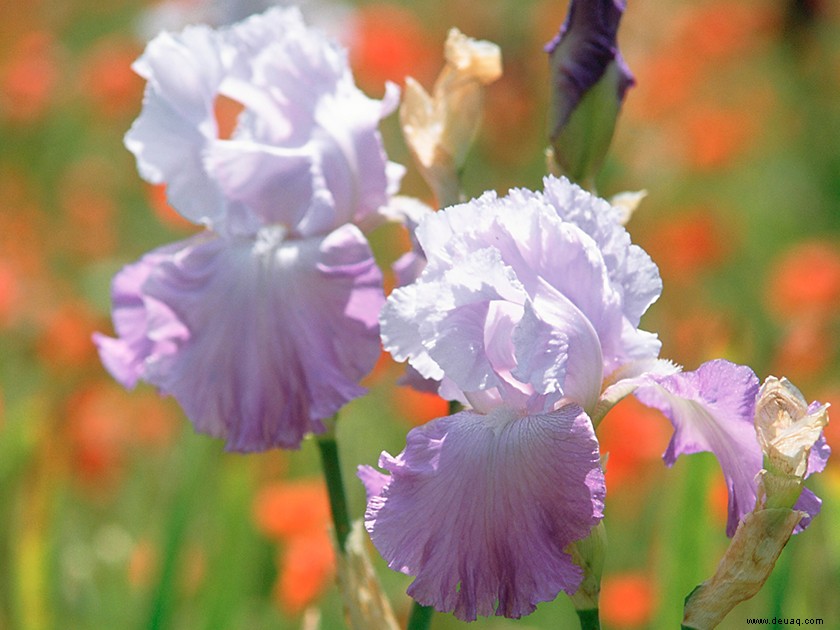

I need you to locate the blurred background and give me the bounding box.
[1,0,839,628]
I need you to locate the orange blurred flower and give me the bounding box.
[629,53,704,121]
[666,309,733,367]
[66,382,131,486]
[348,3,437,94]
[253,478,335,614]
[393,386,449,427]
[0,171,49,277]
[599,396,670,489]
[0,30,60,123]
[707,473,729,528]
[361,349,399,388]
[642,209,729,282]
[253,478,331,539]
[65,381,178,487]
[79,36,144,119]
[628,2,772,122]
[816,387,839,470]
[276,530,335,614]
[676,2,773,61]
[37,301,103,370]
[766,240,840,320]
[771,317,835,382]
[128,538,157,589]
[214,93,244,140]
[600,571,657,628]
[681,105,757,170]
[147,183,199,232]
[0,259,21,328]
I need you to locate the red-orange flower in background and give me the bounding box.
[707,473,730,528]
[600,571,657,628]
[253,479,335,614]
[147,183,198,233]
[681,105,757,170]
[79,36,144,120]
[0,30,61,123]
[816,387,840,471]
[65,381,179,487]
[766,240,840,320]
[641,208,729,283]
[66,382,131,486]
[348,3,437,94]
[0,260,20,328]
[392,386,449,427]
[37,301,103,371]
[629,53,704,122]
[676,2,773,61]
[771,317,835,382]
[628,2,772,122]
[599,396,670,489]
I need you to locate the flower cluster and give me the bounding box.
[93,4,831,627]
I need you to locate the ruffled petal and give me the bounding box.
[126,7,401,236]
[411,179,653,380]
[633,360,762,536]
[125,25,228,227]
[96,225,383,451]
[93,241,189,388]
[361,405,605,621]
[541,176,661,327]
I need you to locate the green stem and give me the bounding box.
[316,423,351,553]
[407,601,434,630]
[576,608,601,630]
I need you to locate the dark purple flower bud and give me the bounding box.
[546,0,635,186]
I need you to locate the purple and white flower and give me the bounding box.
[360,176,660,619]
[94,7,403,452]
[360,176,829,620]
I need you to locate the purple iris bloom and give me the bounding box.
[360,177,828,620]
[94,8,403,452]
[361,176,660,619]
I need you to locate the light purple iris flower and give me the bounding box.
[94,8,403,452]
[360,176,660,619]
[360,176,828,620]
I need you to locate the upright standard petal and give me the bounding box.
[95,225,383,451]
[125,25,230,226]
[633,360,762,536]
[126,7,402,236]
[360,404,605,621]
[380,177,656,410]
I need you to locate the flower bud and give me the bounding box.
[546,0,634,186]
[754,376,828,479]
[400,28,501,207]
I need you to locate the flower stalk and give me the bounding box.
[316,418,352,553]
